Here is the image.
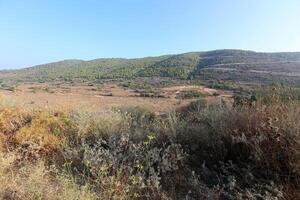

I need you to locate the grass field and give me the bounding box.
[0,83,299,199]
[0,83,232,112]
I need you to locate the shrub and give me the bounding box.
[176,90,207,99]
[175,88,300,199]
[0,88,299,199]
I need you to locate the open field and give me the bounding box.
[0,83,233,112]
[0,86,299,199]
[1,49,299,200]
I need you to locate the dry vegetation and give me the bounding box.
[0,83,230,112]
[0,87,299,199]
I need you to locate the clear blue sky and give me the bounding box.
[1,0,300,69]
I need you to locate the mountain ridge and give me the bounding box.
[1,49,300,86]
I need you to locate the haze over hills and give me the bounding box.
[1,49,300,86]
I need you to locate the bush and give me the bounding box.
[176,90,207,99]
[0,88,299,199]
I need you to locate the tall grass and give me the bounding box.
[0,88,299,199]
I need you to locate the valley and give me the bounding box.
[0,82,233,112]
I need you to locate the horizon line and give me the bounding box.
[2,48,300,71]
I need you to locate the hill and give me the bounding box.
[1,49,300,86]
[191,50,300,86]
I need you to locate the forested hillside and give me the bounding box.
[1,49,300,86]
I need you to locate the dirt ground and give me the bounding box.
[0,83,233,112]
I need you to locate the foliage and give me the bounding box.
[176,90,207,99]
[0,88,300,199]
[2,50,300,87]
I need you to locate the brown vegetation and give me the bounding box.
[0,87,299,199]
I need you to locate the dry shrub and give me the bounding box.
[0,108,28,135]
[0,107,30,151]
[0,152,95,200]
[70,110,128,143]
[176,88,300,199]
[223,95,300,181]
[0,102,73,162]
[15,111,66,154]
[0,88,299,199]
[63,132,185,199]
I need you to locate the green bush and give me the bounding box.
[176,90,207,99]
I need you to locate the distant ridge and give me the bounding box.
[1,49,300,86]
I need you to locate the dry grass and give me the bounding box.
[0,87,299,199]
[0,152,95,200]
[0,83,198,112]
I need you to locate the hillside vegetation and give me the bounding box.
[0,87,300,199]
[1,50,300,86]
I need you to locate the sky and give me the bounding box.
[0,0,300,69]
